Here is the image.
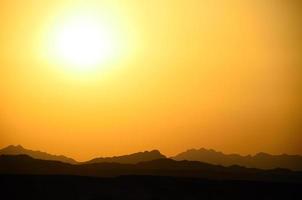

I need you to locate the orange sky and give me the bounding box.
[0,0,301,161]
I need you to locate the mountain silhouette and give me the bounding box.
[1,154,301,183]
[173,148,302,171]
[86,150,166,164]
[1,145,302,171]
[0,145,77,164]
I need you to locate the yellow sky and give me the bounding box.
[0,0,301,161]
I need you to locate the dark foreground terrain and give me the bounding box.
[1,174,301,200]
[2,155,302,182]
[1,155,302,199]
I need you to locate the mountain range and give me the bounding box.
[1,145,302,171]
[173,148,302,171]
[0,154,301,183]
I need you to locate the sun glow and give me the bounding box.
[52,15,120,70]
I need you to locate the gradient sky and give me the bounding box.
[0,0,301,161]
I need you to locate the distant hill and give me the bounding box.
[0,154,301,183]
[86,150,166,164]
[0,145,77,164]
[173,148,302,171]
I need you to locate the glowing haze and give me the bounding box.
[0,0,301,161]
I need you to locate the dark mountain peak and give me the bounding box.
[0,145,77,164]
[255,152,270,157]
[86,150,166,164]
[178,148,225,157]
[3,144,25,151]
[197,148,221,154]
[206,148,217,153]
[143,149,162,155]
[149,149,160,153]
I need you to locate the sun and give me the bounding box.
[53,15,118,70]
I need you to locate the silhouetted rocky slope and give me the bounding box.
[173,148,302,171]
[0,145,77,164]
[86,150,166,164]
